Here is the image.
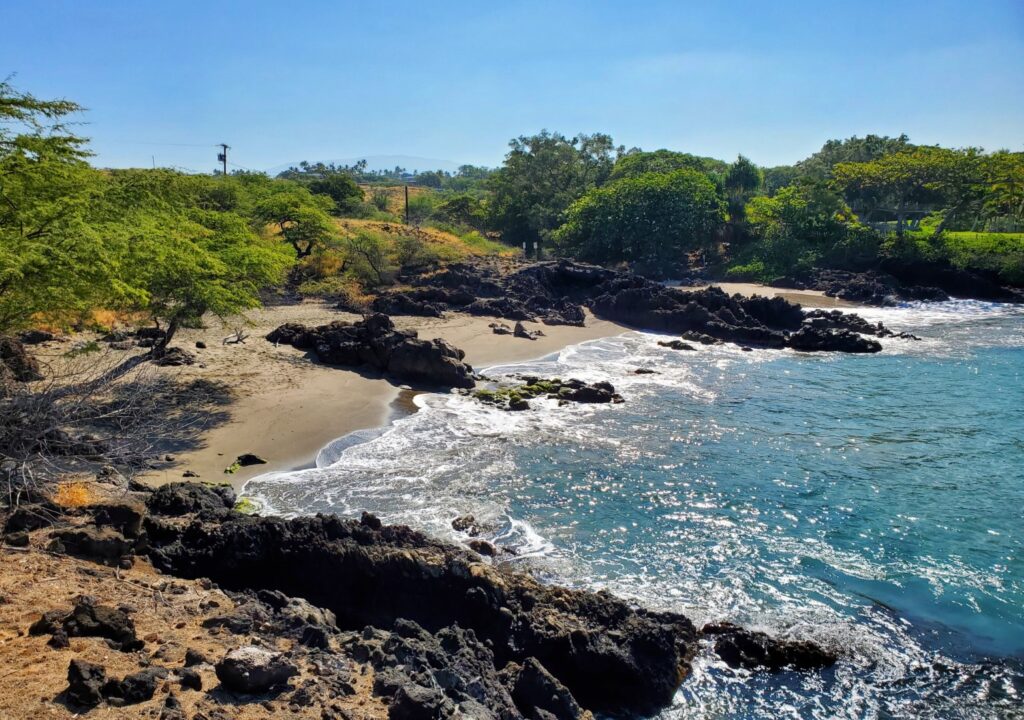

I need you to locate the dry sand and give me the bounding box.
[682,281,857,308]
[131,304,629,490]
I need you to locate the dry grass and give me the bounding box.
[358,184,431,215]
[335,218,513,259]
[52,481,99,508]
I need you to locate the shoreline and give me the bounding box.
[136,303,630,491]
[139,280,854,493]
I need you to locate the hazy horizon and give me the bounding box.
[3,0,1023,173]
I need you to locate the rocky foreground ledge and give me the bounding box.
[3,482,837,719]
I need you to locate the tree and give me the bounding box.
[253,190,337,258]
[309,172,364,215]
[344,230,393,286]
[983,151,1024,228]
[724,155,763,220]
[0,79,121,333]
[797,134,914,180]
[436,193,486,229]
[488,130,623,256]
[91,176,292,353]
[553,170,726,267]
[414,170,446,189]
[609,149,727,182]
[832,147,985,236]
[762,165,799,195]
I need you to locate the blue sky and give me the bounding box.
[3,0,1022,172]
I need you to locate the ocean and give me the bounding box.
[243,300,1024,719]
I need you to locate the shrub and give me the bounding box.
[724,260,768,281]
[395,234,442,270]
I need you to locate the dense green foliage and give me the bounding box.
[0,82,291,343]
[608,149,727,182]
[4,76,1023,345]
[487,131,622,255]
[553,170,725,265]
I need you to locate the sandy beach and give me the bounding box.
[132,281,843,491]
[683,281,857,308]
[132,303,629,489]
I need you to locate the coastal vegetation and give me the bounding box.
[5,76,1022,349]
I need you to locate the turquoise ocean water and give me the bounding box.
[245,300,1024,719]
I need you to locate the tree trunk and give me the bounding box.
[152,318,179,357]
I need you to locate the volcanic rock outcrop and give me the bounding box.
[392,260,901,353]
[267,313,475,389]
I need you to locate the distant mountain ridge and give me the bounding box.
[267,155,466,176]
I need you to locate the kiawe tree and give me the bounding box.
[253,190,337,258]
[832,147,986,237]
[91,173,292,354]
[308,172,364,215]
[0,79,123,333]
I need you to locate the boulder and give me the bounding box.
[513,321,538,340]
[18,329,55,344]
[387,338,475,389]
[61,597,143,651]
[50,526,134,565]
[102,667,167,705]
[147,482,235,517]
[215,646,298,694]
[4,530,29,547]
[66,659,106,708]
[235,453,267,467]
[658,340,696,351]
[503,657,587,720]
[371,293,444,318]
[90,502,145,539]
[177,667,202,691]
[268,314,475,389]
[0,335,42,382]
[184,648,213,667]
[451,514,477,534]
[702,622,837,671]
[4,503,59,533]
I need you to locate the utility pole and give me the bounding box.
[404,184,410,224]
[217,143,230,176]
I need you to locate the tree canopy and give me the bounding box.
[0,81,294,346]
[608,149,727,182]
[487,131,623,254]
[553,169,725,266]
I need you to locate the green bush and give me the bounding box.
[395,234,442,270]
[724,260,768,282]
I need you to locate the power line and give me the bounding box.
[123,141,219,148]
